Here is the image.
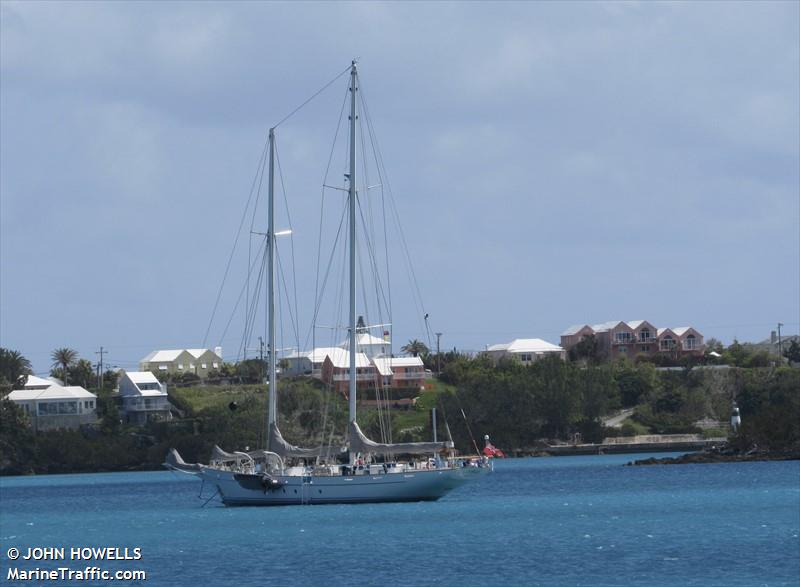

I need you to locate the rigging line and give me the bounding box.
[305,200,348,351]
[360,87,428,343]
[274,142,301,354]
[241,246,268,361]
[357,107,387,339]
[247,139,270,351]
[312,83,350,354]
[359,87,394,344]
[237,244,268,362]
[357,196,391,321]
[276,245,301,352]
[218,239,269,351]
[202,135,269,347]
[273,64,352,129]
[358,200,386,352]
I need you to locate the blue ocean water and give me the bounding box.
[1,454,798,587]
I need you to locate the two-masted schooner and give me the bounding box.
[166,62,490,505]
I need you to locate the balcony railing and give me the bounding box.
[332,373,375,382]
[393,372,425,380]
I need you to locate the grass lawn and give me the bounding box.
[169,384,266,414]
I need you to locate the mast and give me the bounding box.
[348,61,358,437]
[267,127,277,441]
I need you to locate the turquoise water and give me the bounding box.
[1,454,798,586]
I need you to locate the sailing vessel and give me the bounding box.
[166,62,490,505]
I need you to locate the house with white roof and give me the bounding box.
[371,356,426,388]
[140,347,223,379]
[484,338,566,364]
[7,382,97,432]
[560,320,704,360]
[321,349,375,394]
[338,332,390,359]
[283,347,343,378]
[117,371,172,424]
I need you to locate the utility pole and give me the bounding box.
[777,322,784,361]
[95,346,105,390]
[435,332,442,376]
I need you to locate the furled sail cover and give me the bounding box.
[209,445,252,463]
[268,422,343,459]
[348,421,453,456]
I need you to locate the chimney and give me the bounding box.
[770,331,777,344]
[214,346,223,360]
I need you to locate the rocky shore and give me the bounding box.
[628,445,800,466]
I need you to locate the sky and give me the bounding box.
[1,1,798,375]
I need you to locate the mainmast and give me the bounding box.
[267,127,277,443]
[348,62,358,440]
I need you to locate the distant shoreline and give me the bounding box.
[627,448,800,466]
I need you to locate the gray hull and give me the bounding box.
[199,466,487,506]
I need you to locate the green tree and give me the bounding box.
[0,348,32,393]
[68,359,96,389]
[569,334,602,363]
[51,347,79,385]
[0,398,36,474]
[401,339,429,357]
[783,340,800,363]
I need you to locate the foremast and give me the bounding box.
[267,128,277,442]
[348,61,358,463]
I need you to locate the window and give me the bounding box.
[520,353,532,362]
[178,364,184,370]
[38,402,58,416]
[212,362,219,369]
[639,345,650,352]
[189,363,195,369]
[619,346,628,353]
[201,363,207,369]
[158,364,168,370]
[684,335,697,350]
[639,329,651,341]
[614,331,632,343]
[660,336,675,351]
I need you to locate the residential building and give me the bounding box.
[140,347,223,379]
[321,349,375,394]
[283,347,342,378]
[338,332,390,359]
[372,356,426,388]
[117,371,172,424]
[747,332,800,357]
[560,320,705,360]
[7,381,97,432]
[484,339,566,364]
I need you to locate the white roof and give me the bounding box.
[125,371,160,384]
[305,347,344,363]
[339,332,388,348]
[626,320,647,330]
[325,348,372,369]
[142,349,183,362]
[672,327,693,336]
[8,385,96,402]
[486,343,511,352]
[142,348,220,363]
[561,324,589,336]
[590,320,622,332]
[657,328,675,336]
[371,356,424,376]
[506,339,563,354]
[23,375,62,389]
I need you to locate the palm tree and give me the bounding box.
[0,348,32,390]
[51,347,78,385]
[401,339,429,357]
